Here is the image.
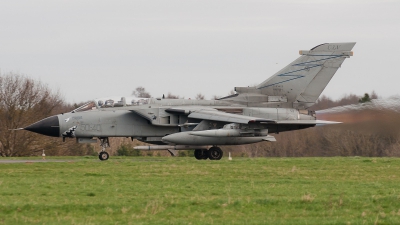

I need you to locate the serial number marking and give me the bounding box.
[328,45,341,50]
[80,124,101,131]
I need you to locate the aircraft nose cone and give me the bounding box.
[24,116,60,137]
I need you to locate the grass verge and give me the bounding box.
[0,157,400,224]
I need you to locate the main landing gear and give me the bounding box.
[98,137,110,161]
[194,147,223,160]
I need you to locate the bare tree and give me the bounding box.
[132,86,151,98]
[195,93,205,100]
[212,95,221,100]
[0,73,64,156]
[310,94,362,111]
[370,90,378,99]
[166,92,179,99]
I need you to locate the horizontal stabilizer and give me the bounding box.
[276,120,341,125]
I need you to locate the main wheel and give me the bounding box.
[208,147,223,160]
[201,150,209,160]
[194,149,209,160]
[194,149,202,160]
[99,152,109,161]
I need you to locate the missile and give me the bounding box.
[133,145,209,150]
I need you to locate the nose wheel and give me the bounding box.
[99,152,109,161]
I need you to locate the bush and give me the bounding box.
[116,144,142,156]
[178,150,194,157]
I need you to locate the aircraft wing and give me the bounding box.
[130,107,340,126]
[188,110,275,124]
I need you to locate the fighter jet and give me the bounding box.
[22,42,356,160]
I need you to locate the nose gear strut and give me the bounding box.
[98,137,110,161]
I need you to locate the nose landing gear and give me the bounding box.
[98,137,110,161]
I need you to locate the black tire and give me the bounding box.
[208,147,223,160]
[201,150,209,160]
[194,149,203,160]
[99,152,109,161]
[194,149,208,160]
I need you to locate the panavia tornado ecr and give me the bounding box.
[21,42,356,161]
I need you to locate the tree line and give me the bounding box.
[0,72,397,157]
[0,73,94,156]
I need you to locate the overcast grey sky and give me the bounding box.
[1,0,399,103]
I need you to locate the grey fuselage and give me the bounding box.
[24,98,315,146]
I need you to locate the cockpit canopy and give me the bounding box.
[72,97,150,113]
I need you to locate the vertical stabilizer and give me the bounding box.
[256,42,356,109]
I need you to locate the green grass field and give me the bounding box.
[1,157,400,224]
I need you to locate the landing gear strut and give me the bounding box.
[194,147,223,160]
[98,137,110,161]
